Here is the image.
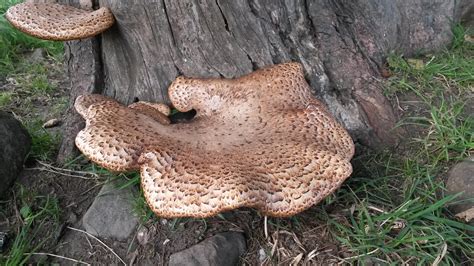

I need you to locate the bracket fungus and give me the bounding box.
[5,2,114,41]
[75,62,355,218]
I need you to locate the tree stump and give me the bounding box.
[57,0,468,162]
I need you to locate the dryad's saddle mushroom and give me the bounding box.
[75,62,355,218]
[5,2,114,41]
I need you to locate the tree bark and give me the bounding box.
[58,0,465,162]
[57,0,103,163]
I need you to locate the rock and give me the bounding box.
[258,248,267,263]
[446,157,474,212]
[136,226,149,246]
[0,111,31,197]
[82,180,138,240]
[446,157,474,230]
[169,231,246,266]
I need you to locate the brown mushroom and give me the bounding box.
[75,62,355,218]
[5,2,114,41]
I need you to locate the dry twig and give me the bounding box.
[24,252,90,265]
[26,160,100,180]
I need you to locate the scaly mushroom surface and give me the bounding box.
[5,2,114,41]
[75,62,355,218]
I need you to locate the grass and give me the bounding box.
[328,153,473,264]
[0,0,63,76]
[17,64,57,94]
[409,97,473,163]
[0,0,65,161]
[0,186,61,265]
[1,2,65,261]
[385,24,473,96]
[24,118,61,160]
[133,190,156,223]
[325,25,474,264]
[0,90,13,106]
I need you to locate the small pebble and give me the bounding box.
[258,248,267,262]
[137,227,149,246]
[43,118,62,128]
[465,34,474,44]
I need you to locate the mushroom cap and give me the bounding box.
[74,95,171,171]
[5,2,115,41]
[75,62,355,218]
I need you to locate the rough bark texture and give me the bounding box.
[57,0,103,163]
[58,0,467,161]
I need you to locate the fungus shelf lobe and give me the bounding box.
[75,62,355,218]
[5,2,115,41]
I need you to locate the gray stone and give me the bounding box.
[446,157,474,229]
[0,111,31,197]
[82,180,138,240]
[447,157,474,211]
[169,231,246,266]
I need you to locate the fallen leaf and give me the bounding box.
[42,118,61,128]
[390,219,406,230]
[455,207,474,222]
[406,58,424,70]
[464,34,474,44]
[381,67,392,78]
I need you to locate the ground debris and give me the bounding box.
[42,118,61,128]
